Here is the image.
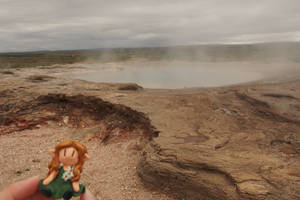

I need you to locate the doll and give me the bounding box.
[38,140,90,200]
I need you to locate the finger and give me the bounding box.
[29,192,55,200]
[80,189,96,200]
[7,176,40,200]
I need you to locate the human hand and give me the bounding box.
[0,176,96,200]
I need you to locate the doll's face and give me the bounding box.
[59,147,79,166]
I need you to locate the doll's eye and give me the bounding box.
[72,150,75,157]
[64,149,66,157]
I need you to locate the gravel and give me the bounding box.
[0,127,176,200]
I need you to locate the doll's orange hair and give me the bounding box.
[47,140,88,182]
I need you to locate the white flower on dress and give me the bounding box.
[62,173,70,181]
[61,165,74,182]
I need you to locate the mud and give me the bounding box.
[118,83,143,91]
[26,75,55,82]
[0,93,156,143]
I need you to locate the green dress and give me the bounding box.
[39,165,85,199]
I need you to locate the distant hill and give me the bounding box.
[1,42,300,68]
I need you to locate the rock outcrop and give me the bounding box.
[137,82,300,200]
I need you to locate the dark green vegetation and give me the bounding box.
[1,42,300,68]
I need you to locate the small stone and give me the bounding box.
[63,116,69,124]
[16,170,22,175]
[280,146,298,154]
[238,182,269,195]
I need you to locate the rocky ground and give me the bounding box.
[0,62,300,200]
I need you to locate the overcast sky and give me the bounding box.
[1,0,300,52]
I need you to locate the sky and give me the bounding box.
[1,0,300,52]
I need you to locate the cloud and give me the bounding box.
[1,0,300,52]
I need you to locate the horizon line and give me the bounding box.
[1,41,299,54]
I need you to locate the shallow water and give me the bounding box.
[69,62,266,89]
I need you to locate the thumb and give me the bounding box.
[80,189,96,200]
[0,176,40,200]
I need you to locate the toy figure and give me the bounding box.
[38,140,90,200]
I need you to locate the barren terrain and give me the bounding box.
[0,60,300,200]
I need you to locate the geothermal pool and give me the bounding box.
[68,61,291,89]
